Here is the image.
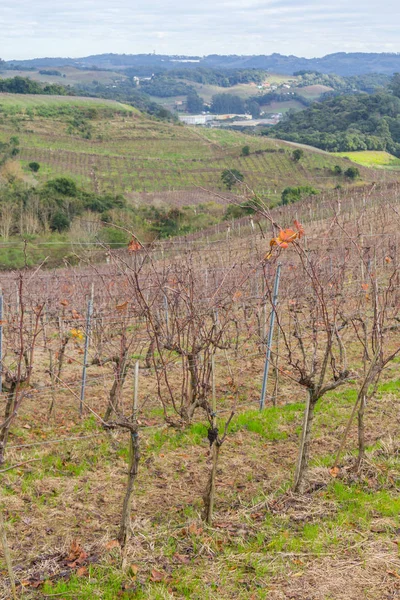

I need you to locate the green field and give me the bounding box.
[333,150,400,169]
[0,66,127,86]
[261,100,305,114]
[0,93,389,203]
[294,84,334,99]
[0,92,135,112]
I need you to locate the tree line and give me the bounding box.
[271,88,400,154]
[0,76,73,96]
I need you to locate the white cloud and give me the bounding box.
[0,0,399,60]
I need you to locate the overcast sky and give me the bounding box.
[1,0,399,61]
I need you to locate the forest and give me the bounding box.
[271,90,400,154]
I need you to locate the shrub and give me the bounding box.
[221,168,244,190]
[50,212,70,232]
[46,177,78,197]
[28,161,40,173]
[292,148,304,162]
[281,185,318,205]
[344,166,360,180]
[224,201,255,220]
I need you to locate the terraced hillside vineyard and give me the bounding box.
[0,93,390,204]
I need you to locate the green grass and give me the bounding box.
[0,66,128,86]
[261,100,305,114]
[333,150,400,169]
[2,373,400,599]
[294,84,334,99]
[0,92,135,112]
[41,566,141,599]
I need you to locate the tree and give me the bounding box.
[292,148,304,162]
[344,166,360,180]
[50,211,70,232]
[0,137,20,167]
[333,165,343,175]
[28,162,40,173]
[246,100,261,118]
[389,72,400,98]
[241,145,250,156]
[211,93,245,114]
[46,177,78,197]
[221,168,244,190]
[186,91,204,114]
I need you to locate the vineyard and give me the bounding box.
[0,182,399,599]
[0,93,393,204]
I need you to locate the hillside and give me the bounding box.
[0,93,386,200]
[0,65,128,86]
[7,52,400,76]
[0,92,396,270]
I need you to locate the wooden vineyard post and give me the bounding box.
[80,284,94,418]
[260,264,281,411]
[118,361,140,550]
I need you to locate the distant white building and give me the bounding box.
[179,114,214,125]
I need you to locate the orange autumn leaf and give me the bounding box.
[66,540,88,568]
[385,256,392,263]
[278,228,297,245]
[116,301,129,312]
[129,564,139,576]
[329,466,340,478]
[188,523,203,536]
[21,578,43,589]
[105,539,120,550]
[128,238,142,253]
[265,221,304,260]
[387,570,400,579]
[294,220,305,238]
[71,309,83,320]
[361,283,369,291]
[150,569,166,582]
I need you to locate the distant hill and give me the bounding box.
[6,52,400,77]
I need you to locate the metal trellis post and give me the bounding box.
[259,264,282,411]
[80,284,94,418]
